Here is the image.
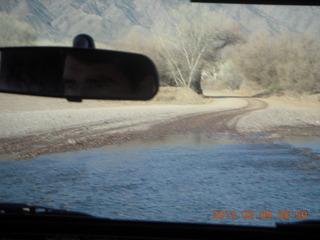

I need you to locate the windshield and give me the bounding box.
[0,0,319,227]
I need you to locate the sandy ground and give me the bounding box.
[0,88,319,160]
[0,93,246,138]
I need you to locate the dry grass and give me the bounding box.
[0,87,213,112]
[151,87,211,104]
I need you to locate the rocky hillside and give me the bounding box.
[0,0,319,46]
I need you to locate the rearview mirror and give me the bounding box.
[0,47,159,101]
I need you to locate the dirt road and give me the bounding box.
[0,96,319,160]
[147,98,268,135]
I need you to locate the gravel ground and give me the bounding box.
[237,98,320,135]
[0,92,319,160]
[0,93,247,138]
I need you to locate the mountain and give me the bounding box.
[224,4,320,36]
[1,0,320,46]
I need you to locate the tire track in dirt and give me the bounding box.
[140,98,268,138]
[0,98,268,160]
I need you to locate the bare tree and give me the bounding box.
[153,5,243,94]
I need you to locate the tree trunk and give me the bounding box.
[190,67,203,95]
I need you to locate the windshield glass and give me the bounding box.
[0,0,319,227]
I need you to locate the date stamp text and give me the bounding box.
[212,210,309,220]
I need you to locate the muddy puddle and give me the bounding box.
[0,133,319,227]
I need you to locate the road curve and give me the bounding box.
[143,98,268,136]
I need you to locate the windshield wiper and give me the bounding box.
[0,203,95,218]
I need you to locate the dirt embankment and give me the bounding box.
[0,87,319,160]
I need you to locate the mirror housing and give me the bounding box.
[0,47,159,101]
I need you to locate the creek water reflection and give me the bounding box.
[0,134,319,226]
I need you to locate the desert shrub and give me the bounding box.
[232,32,320,94]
